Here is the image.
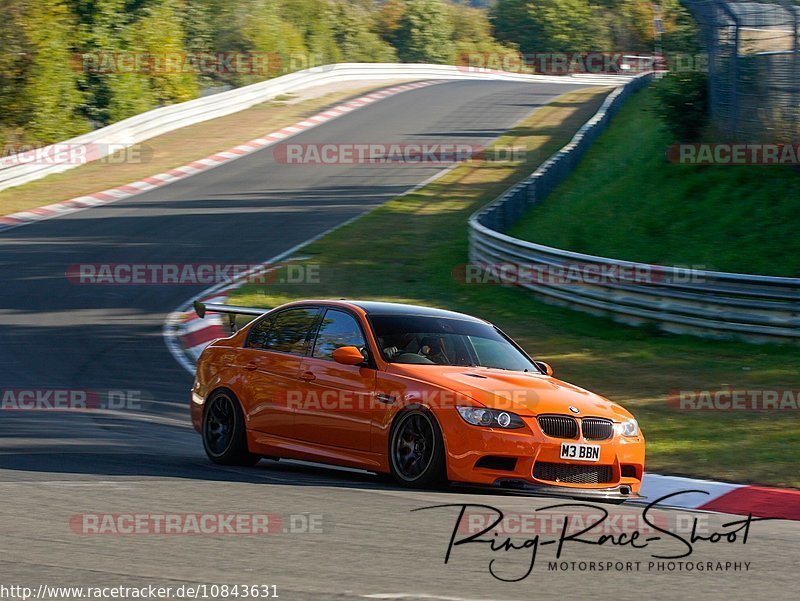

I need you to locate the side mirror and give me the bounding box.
[535,361,553,376]
[332,346,366,366]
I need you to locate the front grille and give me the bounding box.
[537,415,578,439]
[581,418,614,441]
[533,462,614,484]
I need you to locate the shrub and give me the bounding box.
[653,71,709,142]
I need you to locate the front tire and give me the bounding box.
[202,390,260,466]
[389,408,446,488]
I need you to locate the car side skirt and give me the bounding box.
[247,430,389,473]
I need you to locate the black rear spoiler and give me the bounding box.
[193,300,269,332]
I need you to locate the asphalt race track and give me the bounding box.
[1,80,797,601]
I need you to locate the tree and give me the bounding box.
[374,0,406,47]
[278,0,339,65]
[660,1,702,55]
[395,0,455,63]
[450,4,518,54]
[15,0,86,141]
[654,71,708,142]
[72,0,146,125]
[330,1,397,63]
[530,0,606,52]
[490,0,534,52]
[129,0,198,107]
[0,0,29,142]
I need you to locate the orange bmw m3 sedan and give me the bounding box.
[190,300,645,502]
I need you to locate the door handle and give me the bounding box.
[244,361,257,371]
[299,371,316,381]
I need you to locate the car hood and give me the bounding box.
[387,364,633,421]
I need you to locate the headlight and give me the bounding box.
[456,406,524,429]
[615,418,639,437]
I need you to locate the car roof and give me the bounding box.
[343,300,487,323]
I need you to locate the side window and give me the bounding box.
[247,308,319,355]
[247,317,273,349]
[312,310,366,361]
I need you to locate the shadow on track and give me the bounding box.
[0,414,505,499]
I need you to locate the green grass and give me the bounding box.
[508,82,800,277]
[229,87,800,488]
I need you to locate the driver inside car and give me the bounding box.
[418,336,450,364]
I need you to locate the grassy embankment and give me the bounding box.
[508,83,800,277]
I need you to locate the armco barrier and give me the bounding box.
[468,72,800,342]
[0,63,630,193]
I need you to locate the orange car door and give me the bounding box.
[241,307,320,438]
[295,309,377,451]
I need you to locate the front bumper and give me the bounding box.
[491,479,645,501]
[438,410,645,495]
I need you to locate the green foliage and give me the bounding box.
[492,0,606,53]
[528,0,605,52]
[330,1,397,63]
[0,0,703,145]
[660,1,702,55]
[374,0,406,47]
[450,4,518,57]
[70,0,157,124]
[653,71,709,142]
[20,2,86,140]
[395,0,455,63]
[1,0,508,143]
[492,0,700,54]
[0,0,86,144]
[0,1,31,142]
[120,0,198,116]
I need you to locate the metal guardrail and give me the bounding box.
[468,72,800,342]
[0,63,631,193]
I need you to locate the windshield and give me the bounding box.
[369,314,538,372]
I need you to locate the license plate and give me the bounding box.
[560,443,600,462]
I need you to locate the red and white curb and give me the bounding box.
[173,287,236,364]
[640,474,800,520]
[0,80,441,234]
